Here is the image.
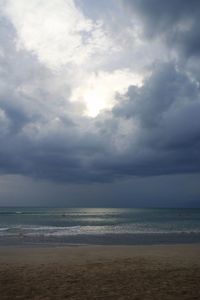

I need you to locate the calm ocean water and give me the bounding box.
[0,207,200,245]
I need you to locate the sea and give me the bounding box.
[0,207,200,246]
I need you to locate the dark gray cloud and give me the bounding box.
[104,63,200,176]
[1,60,200,183]
[124,0,200,59]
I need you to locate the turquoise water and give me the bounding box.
[0,207,200,245]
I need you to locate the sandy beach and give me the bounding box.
[0,244,200,299]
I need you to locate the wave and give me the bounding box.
[1,224,200,238]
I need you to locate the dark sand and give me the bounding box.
[0,244,200,299]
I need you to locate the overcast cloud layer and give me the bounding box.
[0,0,200,206]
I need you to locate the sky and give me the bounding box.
[0,0,200,207]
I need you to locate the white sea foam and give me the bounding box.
[1,224,200,238]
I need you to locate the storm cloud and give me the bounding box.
[123,0,200,59]
[0,0,200,206]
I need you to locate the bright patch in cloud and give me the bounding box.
[4,0,113,69]
[2,0,147,119]
[71,70,144,117]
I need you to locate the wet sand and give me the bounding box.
[0,244,200,299]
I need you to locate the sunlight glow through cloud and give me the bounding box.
[3,0,145,118]
[71,70,144,117]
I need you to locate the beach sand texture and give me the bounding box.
[0,244,200,300]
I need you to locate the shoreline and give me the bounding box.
[0,243,200,264]
[1,231,200,247]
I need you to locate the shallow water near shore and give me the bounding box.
[0,207,200,245]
